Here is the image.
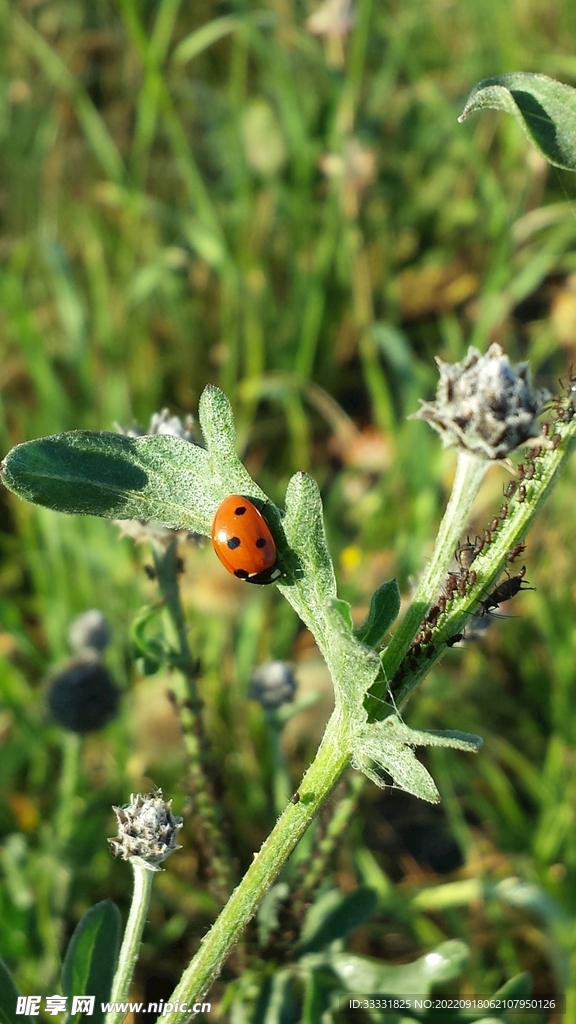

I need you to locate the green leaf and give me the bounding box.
[0,956,33,1024]
[61,900,122,1024]
[1,431,214,532]
[252,970,298,1024]
[353,717,483,802]
[490,972,532,1000]
[354,580,401,648]
[297,886,378,956]
[330,597,354,631]
[305,939,468,996]
[459,73,576,172]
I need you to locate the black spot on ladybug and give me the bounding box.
[227,536,241,549]
[255,537,267,548]
[234,505,247,515]
[234,568,249,579]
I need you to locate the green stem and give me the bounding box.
[162,714,350,1023]
[151,539,234,901]
[382,451,488,684]
[105,863,156,1024]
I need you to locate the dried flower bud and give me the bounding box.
[68,610,112,654]
[108,791,183,870]
[117,408,197,442]
[46,655,120,734]
[249,661,297,710]
[411,344,548,460]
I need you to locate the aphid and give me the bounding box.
[458,572,469,598]
[445,573,459,600]
[517,464,525,480]
[481,566,534,615]
[468,570,477,587]
[427,604,441,626]
[446,632,465,647]
[508,542,526,563]
[473,535,485,557]
[541,422,550,437]
[531,446,542,460]
[438,595,447,615]
[211,495,280,584]
[518,485,526,503]
[420,627,433,645]
[551,433,562,450]
[491,517,499,533]
[455,540,476,572]
[291,792,301,804]
[503,481,517,499]
[524,463,535,481]
[483,528,493,545]
[499,504,509,521]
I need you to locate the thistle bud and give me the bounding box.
[108,791,183,870]
[249,661,297,710]
[46,655,120,734]
[412,344,548,460]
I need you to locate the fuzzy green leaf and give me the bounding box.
[459,73,576,171]
[61,900,121,1024]
[353,718,482,801]
[354,579,401,648]
[1,431,214,532]
[305,939,468,995]
[199,385,267,503]
[0,956,33,1024]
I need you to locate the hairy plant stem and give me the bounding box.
[151,539,234,902]
[163,714,350,1024]
[166,410,576,1020]
[105,863,155,1024]
[382,452,488,685]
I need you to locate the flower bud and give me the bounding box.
[249,661,297,710]
[412,344,548,460]
[46,655,120,734]
[108,791,183,870]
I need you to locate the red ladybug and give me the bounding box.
[211,495,281,584]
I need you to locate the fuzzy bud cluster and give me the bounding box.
[412,344,548,460]
[108,791,183,870]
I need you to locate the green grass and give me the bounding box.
[3,0,576,1017]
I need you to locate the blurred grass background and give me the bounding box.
[3,0,576,1017]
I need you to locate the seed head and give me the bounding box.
[108,791,183,871]
[412,344,548,460]
[249,661,297,710]
[46,655,120,734]
[117,408,197,442]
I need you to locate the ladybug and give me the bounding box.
[211,495,281,585]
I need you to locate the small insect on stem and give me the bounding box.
[446,632,465,647]
[551,433,562,450]
[508,542,526,563]
[517,485,527,503]
[480,566,534,615]
[455,539,476,572]
[503,480,517,499]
